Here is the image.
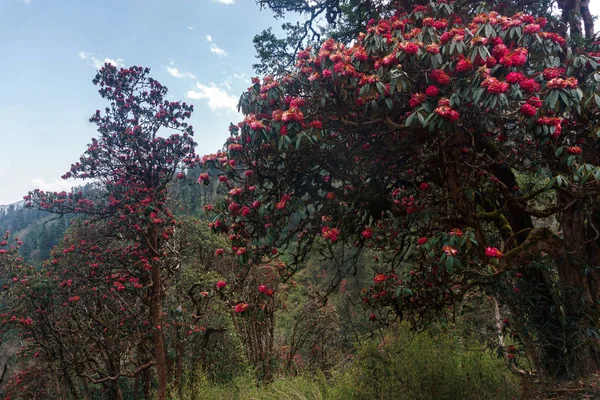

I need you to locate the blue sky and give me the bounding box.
[0,0,291,204]
[1,1,600,205]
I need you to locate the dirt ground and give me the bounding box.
[521,372,600,399]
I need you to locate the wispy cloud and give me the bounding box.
[78,51,125,70]
[187,26,194,30]
[205,35,227,57]
[166,67,196,79]
[210,45,227,57]
[213,0,234,4]
[186,82,238,112]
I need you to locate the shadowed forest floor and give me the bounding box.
[523,373,600,399]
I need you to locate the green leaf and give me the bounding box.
[405,112,416,127]
[385,97,393,110]
[546,90,559,109]
[423,112,435,127]
[445,257,454,273]
[555,147,564,157]
[295,132,304,149]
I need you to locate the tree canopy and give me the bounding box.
[204,1,600,378]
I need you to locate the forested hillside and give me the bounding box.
[1,0,600,399]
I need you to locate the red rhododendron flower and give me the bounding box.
[430,69,451,85]
[485,247,503,258]
[373,273,387,283]
[449,228,463,237]
[234,303,249,313]
[216,280,227,289]
[567,146,582,154]
[519,78,540,93]
[455,58,473,73]
[409,93,426,108]
[426,43,440,54]
[425,85,439,97]
[434,105,460,122]
[543,67,565,80]
[321,226,340,242]
[443,246,458,256]
[482,77,509,94]
[523,23,541,34]
[520,103,538,117]
[417,237,428,245]
[506,72,524,84]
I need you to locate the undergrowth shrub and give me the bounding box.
[329,324,521,400]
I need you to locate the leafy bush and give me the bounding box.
[177,374,326,400]
[178,324,520,400]
[329,324,521,400]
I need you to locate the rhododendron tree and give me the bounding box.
[202,2,600,378]
[26,64,196,399]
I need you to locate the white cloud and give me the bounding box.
[205,35,227,56]
[30,178,74,193]
[186,82,238,112]
[166,66,196,79]
[21,0,32,4]
[210,44,227,57]
[78,51,125,70]
[213,0,234,4]
[187,26,194,30]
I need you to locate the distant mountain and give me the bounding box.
[0,200,72,264]
[0,200,24,212]
[0,171,219,264]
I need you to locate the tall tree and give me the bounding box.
[204,2,600,378]
[28,64,196,399]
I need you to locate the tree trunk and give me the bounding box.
[151,261,168,400]
[175,333,185,399]
[555,191,600,377]
[80,376,92,400]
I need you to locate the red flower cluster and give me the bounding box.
[485,247,503,258]
[434,99,459,122]
[321,226,340,242]
[430,69,451,85]
[409,93,426,108]
[425,85,439,97]
[566,146,582,155]
[234,303,249,313]
[546,77,578,90]
[258,284,274,297]
[482,77,509,94]
[520,103,538,117]
[455,58,473,73]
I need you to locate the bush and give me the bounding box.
[177,374,326,400]
[178,324,520,399]
[328,324,521,400]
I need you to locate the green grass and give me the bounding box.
[176,325,521,400]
